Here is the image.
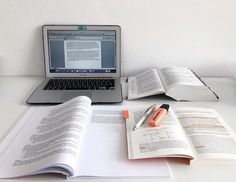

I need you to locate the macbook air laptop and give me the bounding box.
[27,25,123,104]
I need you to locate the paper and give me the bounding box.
[125,108,194,160]
[127,69,165,100]
[175,108,236,160]
[74,108,172,178]
[160,67,203,89]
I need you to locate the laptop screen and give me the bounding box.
[47,30,116,73]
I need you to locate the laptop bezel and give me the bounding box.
[42,25,121,78]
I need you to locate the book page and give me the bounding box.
[125,107,194,159]
[0,96,91,178]
[175,108,236,162]
[160,67,203,90]
[127,69,165,100]
[73,107,171,178]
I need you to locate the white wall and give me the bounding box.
[0,0,235,77]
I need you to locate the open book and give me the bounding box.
[126,67,218,101]
[0,96,171,179]
[124,107,236,164]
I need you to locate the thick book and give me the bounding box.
[0,96,171,179]
[126,67,219,101]
[124,107,236,164]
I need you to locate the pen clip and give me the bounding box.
[145,104,156,113]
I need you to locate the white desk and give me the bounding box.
[0,76,236,182]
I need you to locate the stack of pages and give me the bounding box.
[0,96,171,179]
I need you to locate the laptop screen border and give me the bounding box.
[43,25,121,78]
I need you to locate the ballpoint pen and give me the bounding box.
[133,104,156,131]
[148,104,169,127]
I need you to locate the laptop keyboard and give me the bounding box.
[43,79,115,90]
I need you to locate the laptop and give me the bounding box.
[27,25,123,104]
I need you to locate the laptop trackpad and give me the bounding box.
[61,92,92,101]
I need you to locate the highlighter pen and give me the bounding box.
[148,104,169,127]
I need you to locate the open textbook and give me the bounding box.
[126,67,218,101]
[0,96,171,179]
[124,107,236,164]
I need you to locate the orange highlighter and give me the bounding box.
[148,104,169,127]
